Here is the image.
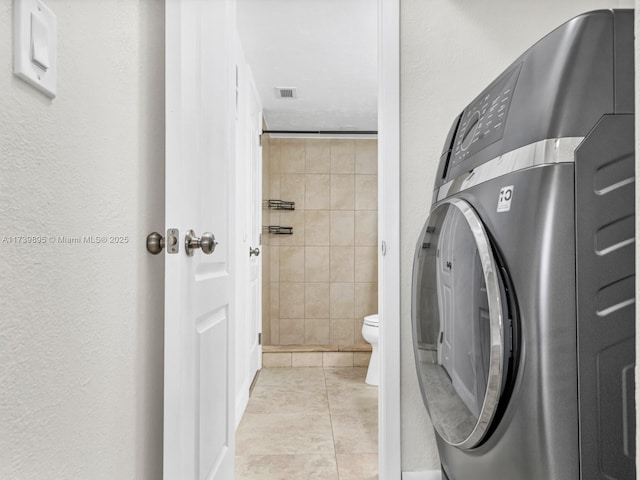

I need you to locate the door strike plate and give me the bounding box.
[166,228,179,254]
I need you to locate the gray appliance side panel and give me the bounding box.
[446,10,618,181]
[613,10,634,114]
[575,114,635,480]
[437,164,579,480]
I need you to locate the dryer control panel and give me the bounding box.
[451,64,521,168]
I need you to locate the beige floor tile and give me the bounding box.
[327,383,378,416]
[331,414,378,454]
[236,413,335,455]
[236,367,378,479]
[258,366,326,387]
[236,454,338,480]
[336,453,378,480]
[247,383,329,415]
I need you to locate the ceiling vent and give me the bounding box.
[275,87,297,99]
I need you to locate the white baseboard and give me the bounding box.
[402,471,442,480]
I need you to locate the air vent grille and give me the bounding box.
[275,87,297,99]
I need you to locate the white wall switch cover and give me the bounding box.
[13,0,57,98]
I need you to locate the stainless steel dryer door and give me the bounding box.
[412,198,507,450]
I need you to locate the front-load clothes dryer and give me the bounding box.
[411,10,635,480]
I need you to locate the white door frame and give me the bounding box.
[378,0,401,478]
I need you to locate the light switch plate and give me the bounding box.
[13,0,57,98]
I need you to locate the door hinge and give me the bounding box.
[258,333,262,345]
[259,133,262,146]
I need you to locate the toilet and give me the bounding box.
[361,314,379,386]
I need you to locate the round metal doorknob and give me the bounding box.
[185,230,218,256]
[249,246,260,257]
[146,232,165,255]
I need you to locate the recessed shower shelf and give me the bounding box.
[266,225,293,235]
[265,199,295,211]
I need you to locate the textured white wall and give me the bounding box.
[400,0,634,471]
[0,1,165,479]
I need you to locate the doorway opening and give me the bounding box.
[234,0,380,477]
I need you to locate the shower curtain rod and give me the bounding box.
[263,130,378,135]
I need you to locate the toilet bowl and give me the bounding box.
[361,314,379,386]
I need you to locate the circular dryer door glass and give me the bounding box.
[412,198,506,450]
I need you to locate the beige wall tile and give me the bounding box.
[278,210,305,246]
[330,211,355,246]
[305,138,331,173]
[280,282,305,318]
[268,283,279,344]
[270,246,280,282]
[262,352,292,367]
[280,246,305,282]
[355,247,378,283]
[269,211,280,230]
[305,174,331,210]
[353,352,372,367]
[354,317,365,344]
[305,283,330,319]
[355,139,378,174]
[262,276,270,345]
[263,138,380,347]
[305,246,330,282]
[330,139,355,174]
[355,175,377,210]
[292,352,324,367]
[330,246,355,283]
[280,318,305,344]
[323,352,354,367]
[354,211,378,246]
[331,318,355,345]
[269,137,281,174]
[304,318,330,345]
[331,174,355,210]
[271,318,281,345]
[270,173,281,199]
[269,212,281,245]
[305,210,330,246]
[331,283,355,319]
[280,138,305,173]
[355,282,378,319]
[280,173,305,209]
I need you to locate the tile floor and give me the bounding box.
[236,367,378,480]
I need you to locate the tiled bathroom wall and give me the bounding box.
[261,134,272,344]
[262,137,378,346]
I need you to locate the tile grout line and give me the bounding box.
[324,366,341,480]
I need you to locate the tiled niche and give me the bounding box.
[262,137,378,346]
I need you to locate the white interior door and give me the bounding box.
[164,1,236,479]
[247,71,263,380]
[233,41,262,426]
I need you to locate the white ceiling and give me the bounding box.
[237,0,378,132]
